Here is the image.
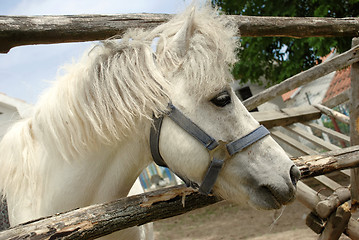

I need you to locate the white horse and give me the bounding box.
[0,5,300,240]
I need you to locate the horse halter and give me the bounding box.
[150,103,270,195]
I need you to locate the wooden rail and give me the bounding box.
[313,104,350,125]
[243,44,359,111]
[265,112,355,239]
[1,146,359,240]
[0,15,359,53]
[303,122,350,144]
[298,182,358,239]
[272,129,319,155]
[251,105,321,128]
[284,125,341,151]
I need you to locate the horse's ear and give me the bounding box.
[168,7,195,57]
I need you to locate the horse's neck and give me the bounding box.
[41,133,152,216]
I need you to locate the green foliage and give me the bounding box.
[212,0,359,86]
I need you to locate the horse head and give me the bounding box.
[0,6,300,234]
[149,7,300,210]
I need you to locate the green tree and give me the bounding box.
[212,0,359,86]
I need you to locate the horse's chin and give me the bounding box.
[217,184,295,211]
[248,193,282,210]
[217,191,282,210]
[247,187,296,210]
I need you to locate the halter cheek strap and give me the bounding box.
[150,111,199,189]
[150,103,270,195]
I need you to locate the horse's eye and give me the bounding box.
[211,91,231,107]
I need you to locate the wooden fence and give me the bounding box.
[1,13,359,240]
[1,14,359,53]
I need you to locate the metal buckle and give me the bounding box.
[208,140,230,161]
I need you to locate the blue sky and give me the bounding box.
[0,0,196,104]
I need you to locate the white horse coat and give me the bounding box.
[0,5,299,240]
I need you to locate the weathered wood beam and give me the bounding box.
[297,181,324,212]
[0,14,171,53]
[229,16,359,38]
[303,122,350,144]
[271,128,319,155]
[1,146,359,240]
[293,145,359,179]
[341,169,351,177]
[314,175,342,191]
[0,186,219,240]
[297,182,359,239]
[284,125,341,151]
[346,218,359,239]
[306,212,325,234]
[316,188,351,219]
[251,105,321,129]
[318,203,351,240]
[313,104,350,125]
[0,14,359,53]
[350,37,359,210]
[243,44,359,111]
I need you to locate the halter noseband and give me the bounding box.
[150,103,270,195]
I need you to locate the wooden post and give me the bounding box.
[306,212,324,234]
[350,37,359,210]
[315,187,351,219]
[318,203,351,240]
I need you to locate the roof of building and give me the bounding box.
[281,50,336,102]
[282,87,300,102]
[0,92,33,118]
[322,66,351,104]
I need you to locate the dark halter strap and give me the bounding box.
[150,103,270,195]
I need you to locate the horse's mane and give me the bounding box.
[153,6,238,96]
[0,5,238,200]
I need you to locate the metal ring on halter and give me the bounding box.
[150,103,270,195]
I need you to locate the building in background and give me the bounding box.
[0,93,33,140]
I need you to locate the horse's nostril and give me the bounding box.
[289,165,301,187]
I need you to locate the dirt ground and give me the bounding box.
[153,200,351,240]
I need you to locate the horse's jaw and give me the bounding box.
[157,90,299,210]
[213,136,299,210]
[158,118,298,210]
